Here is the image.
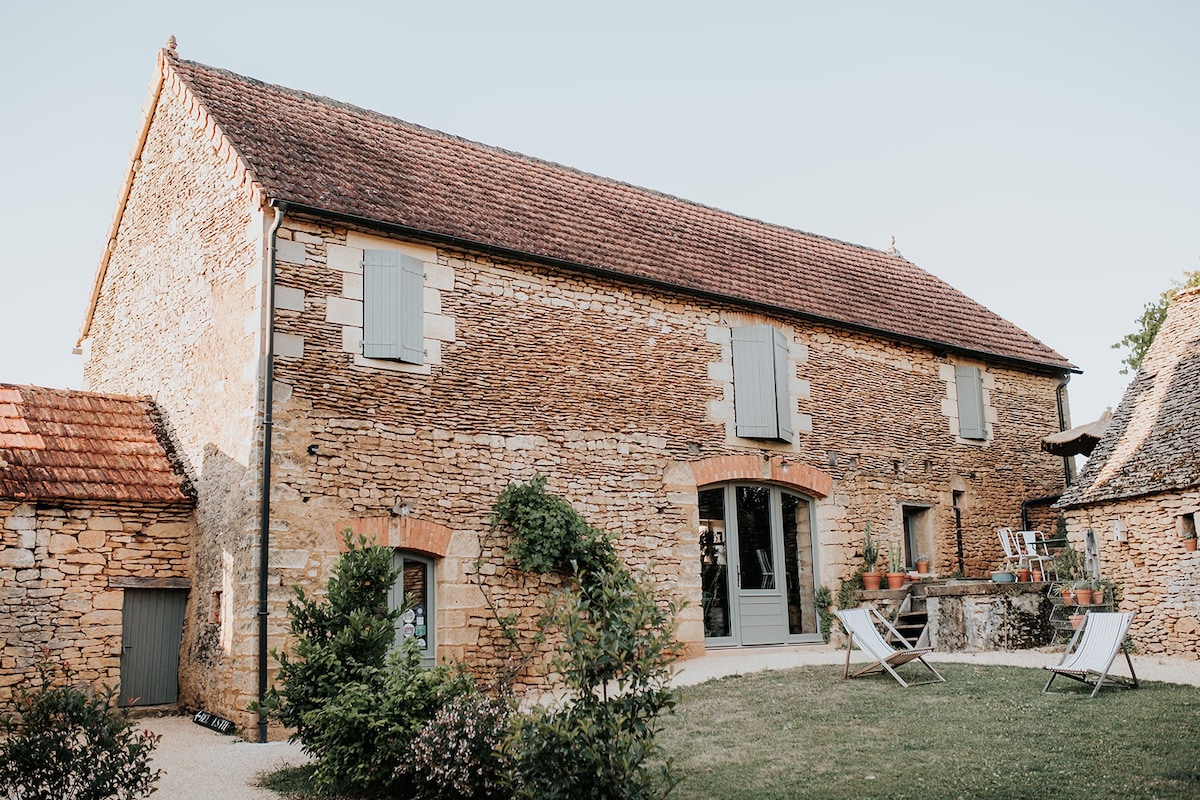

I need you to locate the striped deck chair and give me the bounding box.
[1043,612,1139,697]
[835,606,946,688]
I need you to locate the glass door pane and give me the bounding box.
[698,488,730,638]
[736,486,774,590]
[782,492,816,635]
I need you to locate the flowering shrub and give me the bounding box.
[405,692,513,800]
[0,654,160,800]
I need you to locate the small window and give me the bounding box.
[732,325,793,442]
[954,365,987,440]
[388,550,435,667]
[363,249,424,364]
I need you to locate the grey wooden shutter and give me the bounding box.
[772,327,794,442]
[955,365,986,439]
[363,250,424,364]
[733,325,793,442]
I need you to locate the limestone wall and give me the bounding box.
[81,74,265,724]
[0,500,192,710]
[1063,491,1200,658]
[235,216,1068,699]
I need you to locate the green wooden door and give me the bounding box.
[119,589,187,707]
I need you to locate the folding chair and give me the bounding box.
[835,606,946,688]
[1043,612,1139,697]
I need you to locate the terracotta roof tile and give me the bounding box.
[167,54,1073,372]
[0,384,193,504]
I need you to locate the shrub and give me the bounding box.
[259,532,472,796]
[301,639,473,796]
[0,655,160,800]
[259,532,400,740]
[504,563,682,800]
[406,691,513,800]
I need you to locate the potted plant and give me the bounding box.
[1016,564,1031,582]
[1091,581,1105,606]
[915,554,930,574]
[1184,529,1198,552]
[1059,582,1074,605]
[1070,611,1087,630]
[860,524,882,590]
[1073,580,1093,606]
[1031,567,1044,582]
[885,548,906,590]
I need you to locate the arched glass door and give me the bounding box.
[699,484,819,646]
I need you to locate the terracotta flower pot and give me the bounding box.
[916,561,930,574]
[1031,571,1044,583]
[1074,588,1093,606]
[1017,568,1031,582]
[861,571,882,590]
[1070,614,1086,630]
[1091,589,1104,605]
[1186,538,1197,551]
[1061,589,1074,606]
[885,572,906,590]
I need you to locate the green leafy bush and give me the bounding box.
[259,532,472,796]
[504,564,682,799]
[490,475,616,575]
[0,655,160,800]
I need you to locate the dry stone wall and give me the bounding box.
[1063,492,1200,657]
[242,217,1069,699]
[0,500,192,710]
[81,80,264,722]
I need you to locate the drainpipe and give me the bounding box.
[258,201,287,744]
[1055,374,1072,486]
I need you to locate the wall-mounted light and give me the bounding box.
[307,443,320,456]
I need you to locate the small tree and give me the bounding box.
[0,654,160,800]
[1112,269,1200,374]
[504,563,683,799]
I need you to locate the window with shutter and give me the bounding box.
[732,325,794,442]
[955,365,987,439]
[362,250,424,364]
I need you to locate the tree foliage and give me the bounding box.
[1112,269,1200,374]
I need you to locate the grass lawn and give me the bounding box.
[658,663,1200,800]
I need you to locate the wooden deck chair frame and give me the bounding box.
[835,606,946,688]
[1043,611,1139,698]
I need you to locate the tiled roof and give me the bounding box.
[164,53,1072,372]
[0,384,193,504]
[1059,288,1200,507]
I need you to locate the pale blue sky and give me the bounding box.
[1,1,1196,426]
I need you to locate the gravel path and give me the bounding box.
[141,645,1200,798]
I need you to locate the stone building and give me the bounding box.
[1057,286,1200,658]
[0,384,193,709]
[76,44,1075,734]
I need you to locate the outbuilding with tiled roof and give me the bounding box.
[0,384,194,711]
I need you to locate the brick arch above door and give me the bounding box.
[334,516,453,558]
[690,455,833,498]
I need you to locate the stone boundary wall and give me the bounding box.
[1063,491,1200,658]
[0,500,193,709]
